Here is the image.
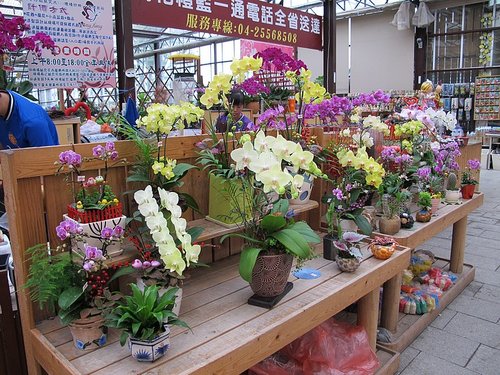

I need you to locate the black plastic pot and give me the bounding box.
[323,235,338,260]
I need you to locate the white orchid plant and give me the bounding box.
[130,186,203,287]
[220,130,325,282]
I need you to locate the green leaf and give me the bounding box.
[173,163,198,178]
[58,287,84,310]
[239,247,263,283]
[220,232,264,245]
[126,174,152,183]
[353,215,372,235]
[271,229,311,259]
[287,222,321,243]
[270,198,289,215]
[119,331,129,346]
[260,215,286,233]
[187,226,204,242]
[131,322,141,336]
[109,265,135,283]
[17,80,33,96]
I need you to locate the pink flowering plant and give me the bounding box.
[461,159,481,185]
[56,142,122,211]
[0,11,56,99]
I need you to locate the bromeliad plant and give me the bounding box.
[106,284,188,346]
[220,131,325,282]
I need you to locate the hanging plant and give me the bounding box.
[479,13,493,66]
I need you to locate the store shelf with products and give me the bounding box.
[474,76,500,121]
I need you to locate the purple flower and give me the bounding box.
[58,150,82,167]
[132,259,143,269]
[332,188,344,200]
[416,167,431,181]
[56,226,69,241]
[58,219,81,235]
[109,151,118,160]
[142,261,151,269]
[83,260,94,271]
[85,245,103,260]
[151,260,161,268]
[467,159,481,170]
[100,227,113,240]
[92,145,105,158]
[105,142,115,152]
[112,226,124,238]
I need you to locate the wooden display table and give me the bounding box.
[32,241,411,375]
[379,193,484,352]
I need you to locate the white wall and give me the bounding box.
[350,12,414,93]
[298,10,415,94]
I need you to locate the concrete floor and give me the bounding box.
[396,169,500,375]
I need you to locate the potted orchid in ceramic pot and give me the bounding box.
[220,131,325,301]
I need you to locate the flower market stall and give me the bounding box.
[1,52,484,375]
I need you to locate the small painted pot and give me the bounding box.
[416,209,432,223]
[129,326,170,362]
[336,257,360,272]
[370,243,397,260]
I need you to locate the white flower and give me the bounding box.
[231,141,258,170]
[249,151,280,175]
[257,167,293,194]
[134,185,154,205]
[254,130,275,153]
[289,149,314,171]
[152,230,175,245]
[138,201,159,218]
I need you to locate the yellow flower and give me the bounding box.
[101,199,108,205]
[200,87,219,109]
[209,74,232,93]
[113,198,119,204]
[366,173,383,189]
[76,201,83,209]
[152,161,164,175]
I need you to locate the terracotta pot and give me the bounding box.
[461,184,475,199]
[129,326,170,362]
[336,256,360,272]
[431,198,441,214]
[378,217,401,235]
[250,253,293,298]
[416,209,432,223]
[69,315,107,350]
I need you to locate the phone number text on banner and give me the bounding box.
[132,0,322,50]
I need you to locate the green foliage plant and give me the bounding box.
[418,191,432,210]
[106,284,189,346]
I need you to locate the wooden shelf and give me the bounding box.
[380,258,475,353]
[106,200,319,267]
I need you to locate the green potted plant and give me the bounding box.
[332,231,365,272]
[24,240,126,350]
[106,284,188,362]
[444,172,461,203]
[220,131,325,302]
[461,159,480,199]
[377,173,409,235]
[416,191,432,223]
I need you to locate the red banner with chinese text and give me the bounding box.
[131,0,322,50]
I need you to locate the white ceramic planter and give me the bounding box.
[63,214,126,257]
[129,326,170,362]
[444,190,461,204]
[136,278,183,316]
[289,174,314,205]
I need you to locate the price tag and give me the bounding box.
[77,176,86,182]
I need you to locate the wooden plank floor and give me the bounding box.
[33,241,410,375]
